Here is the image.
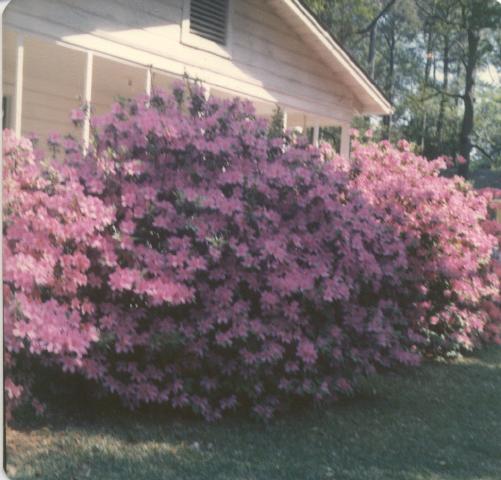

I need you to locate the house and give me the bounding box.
[1,0,391,158]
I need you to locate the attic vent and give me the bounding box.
[190,0,229,45]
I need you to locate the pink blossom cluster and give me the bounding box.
[3,85,499,421]
[477,196,501,344]
[349,137,499,354]
[3,129,114,417]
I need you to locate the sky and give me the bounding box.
[479,65,501,86]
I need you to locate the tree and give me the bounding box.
[304,0,501,172]
[377,0,420,139]
[356,0,398,77]
[457,1,501,176]
[474,86,501,168]
[416,0,501,176]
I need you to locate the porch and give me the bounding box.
[2,29,351,157]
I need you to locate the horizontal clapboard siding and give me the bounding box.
[4,0,356,124]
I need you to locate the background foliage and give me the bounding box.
[304,0,501,177]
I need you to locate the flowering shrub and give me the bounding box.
[3,87,499,421]
[3,130,114,417]
[477,191,501,344]
[349,136,499,355]
[74,85,420,420]
[4,87,418,420]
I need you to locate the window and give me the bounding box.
[181,0,232,58]
[189,0,229,45]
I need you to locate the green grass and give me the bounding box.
[6,346,501,480]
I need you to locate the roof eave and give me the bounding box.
[277,0,393,116]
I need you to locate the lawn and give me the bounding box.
[6,346,501,480]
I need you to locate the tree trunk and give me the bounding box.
[358,0,397,82]
[458,29,479,177]
[418,27,433,151]
[368,24,377,78]
[382,24,395,140]
[436,36,449,143]
[453,61,460,108]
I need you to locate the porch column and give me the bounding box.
[340,123,351,160]
[14,33,24,137]
[313,123,320,147]
[204,85,211,101]
[282,109,288,131]
[145,66,152,96]
[83,52,94,151]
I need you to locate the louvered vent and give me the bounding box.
[190,0,229,45]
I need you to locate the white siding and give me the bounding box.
[3,31,85,141]
[4,0,357,141]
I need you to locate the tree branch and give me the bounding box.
[415,0,463,29]
[420,91,442,102]
[356,0,398,35]
[472,143,496,164]
[431,84,465,100]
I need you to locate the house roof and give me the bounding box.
[271,0,393,116]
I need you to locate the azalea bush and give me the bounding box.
[77,85,421,420]
[3,130,114,418]
[349,133,499,355]
[4,87,414,420]
[3,85,499,421]
[477,189,501,344]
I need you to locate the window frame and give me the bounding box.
[181,0,233,59]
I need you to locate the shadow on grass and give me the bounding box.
[6,346,501,480]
